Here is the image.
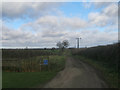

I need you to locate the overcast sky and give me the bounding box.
[1,1,118,48]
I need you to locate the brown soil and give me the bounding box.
[44,57,108,88]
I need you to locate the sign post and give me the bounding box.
[40,56,49,72]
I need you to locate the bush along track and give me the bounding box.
[71,43,119,88]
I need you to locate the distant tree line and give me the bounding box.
[2,49,59,60]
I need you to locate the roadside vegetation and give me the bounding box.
[2,40,69,88]
[2,49,66,88]
[3,72,57,88]
[71,43,119,88]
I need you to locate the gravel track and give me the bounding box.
[44,57,108,88]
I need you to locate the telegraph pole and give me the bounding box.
[76,37,81,48]
[76,38,79,48]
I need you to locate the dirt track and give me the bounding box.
[44,57,108,88]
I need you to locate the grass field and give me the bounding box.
[2,72,57,88]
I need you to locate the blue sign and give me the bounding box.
[43,60,48,65]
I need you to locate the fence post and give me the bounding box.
[48,55,50,72]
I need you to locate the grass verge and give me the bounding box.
[2,72,57,88]
[49,55,66,72]
[73,55,118,88]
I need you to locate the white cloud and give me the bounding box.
[2,22,118,48]
[2,2,61,19]
[23,15,88,33]
[93,2,113,8]
[2,25,35,43]
[89,0,118,2]
[88,12,110,27]
[83,2,113,9]
[2,0,118,2]
[2,2,118,48]
[88,3,118,28]
[79,30,118,47]
[103,3,118,17]
[61,17,88,29]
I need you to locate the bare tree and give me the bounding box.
[62,40,69,48]
[56,40,69,49]
[56,41,63,49]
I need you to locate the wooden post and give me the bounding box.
[48,55,50,72]
[40,59,41,72]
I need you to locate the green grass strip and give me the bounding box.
[2,72,57,88]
